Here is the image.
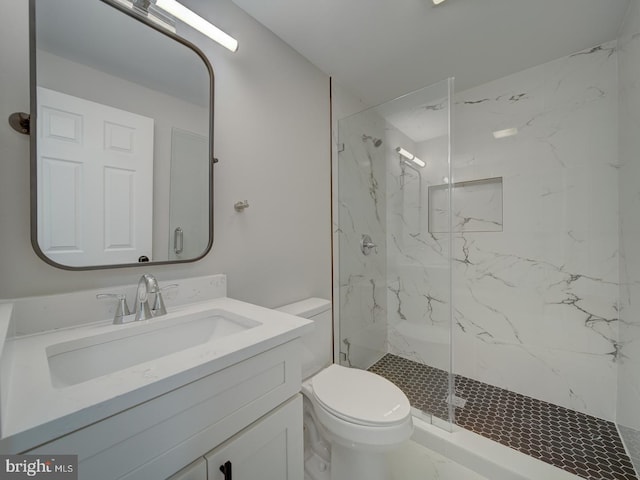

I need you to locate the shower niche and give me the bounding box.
[428,176,503,233]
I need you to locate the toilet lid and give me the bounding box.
[311,364,410,426]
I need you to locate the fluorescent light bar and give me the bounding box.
[493,127,518,139]
[396,147,426,168]
[155,0,238,52]
[433,0,447,4]
[412,157,426,168]
[396,147,413,160]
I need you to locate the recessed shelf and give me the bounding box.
[428,176,503,233]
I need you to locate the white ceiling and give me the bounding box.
[231,0,630,107]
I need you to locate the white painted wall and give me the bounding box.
[0,0,331,309]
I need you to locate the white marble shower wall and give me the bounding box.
[384,42,620,421]
[337,108,388,369]
[617,0,640,469]
[385,85,453,374]
[452,42,619,421]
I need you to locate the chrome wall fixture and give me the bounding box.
[234,200,249,212]
[8,112,30,135]
[360,234,377,255]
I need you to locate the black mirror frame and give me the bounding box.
[29,0,215,271]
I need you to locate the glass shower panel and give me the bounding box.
[336,78,454,429]
[336,107,389,371]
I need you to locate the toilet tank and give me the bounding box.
[276,298,332,379]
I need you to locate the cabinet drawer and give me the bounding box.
[28,341,301,480]
[206,395,303,480]
[167,458,207,480]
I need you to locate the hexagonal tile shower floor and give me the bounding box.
[369,354,638,480]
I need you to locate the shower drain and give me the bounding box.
[444,394,467,408]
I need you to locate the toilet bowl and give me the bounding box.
[277,298,413,480]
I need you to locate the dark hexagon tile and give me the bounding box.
[369,354,639,480]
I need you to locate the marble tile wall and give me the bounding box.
[336,41,623,425]
[454,43,619,421]
[617,0,640,470]
[336,108,388,369]
[385,83,453,374]
[385,43,620,421]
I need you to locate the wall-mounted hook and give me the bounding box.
[8,112,30,135]
[234,200,249,212]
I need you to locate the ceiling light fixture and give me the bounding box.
[432,0,447,5]
[396,147,426,168]
[155,0,239,52]
[492,127,518,139]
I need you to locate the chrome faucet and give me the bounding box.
[135,274,177,321]
[135,274,158,321]
[96,293,132,324]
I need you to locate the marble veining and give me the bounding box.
[384,41,620,421]
[337,41,621,423]
[336,107,389,369]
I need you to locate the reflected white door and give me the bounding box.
[37,87,154,266]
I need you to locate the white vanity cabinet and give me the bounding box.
[204,395,303,480]
[167,396,302,480]
[167,458,207,480]
[25,340,304,480]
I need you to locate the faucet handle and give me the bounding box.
[96,293,132,324]
[152,284,178,316]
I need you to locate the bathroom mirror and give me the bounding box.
[30,0,214,269]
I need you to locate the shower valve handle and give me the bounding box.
[360,234,377,255]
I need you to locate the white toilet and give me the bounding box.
[277,298,413,480]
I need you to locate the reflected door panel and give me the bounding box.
[37,87,154,266]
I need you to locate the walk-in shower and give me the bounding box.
[336,77,455,429]
[335,35,640,480]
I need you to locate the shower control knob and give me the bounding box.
[360,234,377,255]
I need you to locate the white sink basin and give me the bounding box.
[46,309,260,388]
[0,289,313,453]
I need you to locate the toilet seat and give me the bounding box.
[311,364,410,427]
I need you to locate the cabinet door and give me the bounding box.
[167,458,207,480]
[205,395,303,480]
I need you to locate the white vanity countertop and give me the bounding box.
[0,297,312,453]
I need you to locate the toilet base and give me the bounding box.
[331,444,391,480]
[304,448,331,480]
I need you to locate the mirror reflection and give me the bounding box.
[31,0,213,268]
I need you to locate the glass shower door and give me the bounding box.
[336,78,455,429]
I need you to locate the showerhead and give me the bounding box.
[362,134,383,148]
